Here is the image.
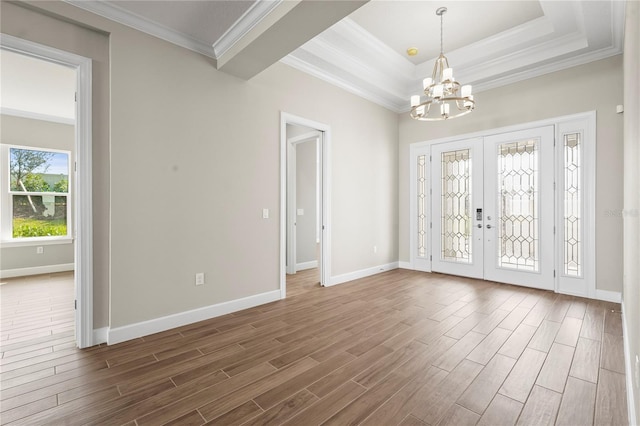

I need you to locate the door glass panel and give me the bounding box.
[564,133,581,277]
[417,155,427,258]
[497,140,539,271]
[441,149,472,263]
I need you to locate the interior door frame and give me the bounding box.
[280,112,331,297]
[1,33,94,348]
[408,112,596,299]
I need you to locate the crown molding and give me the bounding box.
[64,0,215,58]
[281,54,405,112]
[212,0,283,59]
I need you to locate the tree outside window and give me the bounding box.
[8,147,70,238]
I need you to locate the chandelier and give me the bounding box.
[410,7,475,121]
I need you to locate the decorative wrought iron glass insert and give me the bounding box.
[441,149,472,263]
[564,133,582,277]
[497,140,539,271]
[417,155,427,258]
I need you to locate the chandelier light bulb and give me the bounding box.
[433,84,444,98]
[411,95,420,107]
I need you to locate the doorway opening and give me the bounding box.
[280,113,331,298]
[0,35,93,348]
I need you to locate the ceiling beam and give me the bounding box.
[217,0,369,80]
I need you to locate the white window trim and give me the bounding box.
[1,144,73,243]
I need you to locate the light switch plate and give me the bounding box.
[262,208,269,219]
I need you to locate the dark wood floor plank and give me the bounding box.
[308,345,393,398]
[569,337,601,384]
[536,343,575,393]
[254,351,354,410]
[528,319,562,352]
[436,403,481,426]
[601,332,625,374]
[497,323,537,360]
[0,270,629,426]
[594,368,628,426]
[516,385,562,426]
[580,303,605,341]
[410,359,484,425]
[197,357,318,421]
[555,376,596,426]
[499,348,547,403]
[356,335,455,389]
[360,366,449,426]
[322,370,415,425]
[477,394,523,426]
[466,327,511,365]
[134,362,277,426]
[243,388,318,426]
[457,353,516,415]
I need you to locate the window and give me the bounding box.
[1,145,71,242]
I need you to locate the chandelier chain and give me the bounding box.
[440,12,444,55]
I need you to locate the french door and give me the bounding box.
[431,126,555,290]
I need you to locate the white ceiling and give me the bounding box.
[65,0,625,113]
[0,49,76,123]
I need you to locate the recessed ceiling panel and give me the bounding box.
[349,0,544,64]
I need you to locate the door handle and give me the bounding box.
[477,224,482,228]
[486,224,492,229]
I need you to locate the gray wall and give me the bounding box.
[623,0,640,422]
[0,115,75,272]
[2,1,399,330]
[296,139,318,265]
[399,55,624,293]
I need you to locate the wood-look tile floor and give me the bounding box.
[0,269,629,425]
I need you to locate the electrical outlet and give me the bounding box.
[195,273,205,286]
[36,246,44,254]
[373,245,377,253]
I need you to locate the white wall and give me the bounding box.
[0,115,74,274]
[622,0,640,422]
[399,55,624,294]
[1,1,399,331]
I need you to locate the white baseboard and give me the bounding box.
[107,290,281,345]
[0,263,74,279]
[93,327,108,345]
[621,301,639,426]
[398,261,412,269]
[595,289,622,303]
[327,262,399,287]
[296,260,318,271]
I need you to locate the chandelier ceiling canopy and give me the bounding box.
[410,7,475,121]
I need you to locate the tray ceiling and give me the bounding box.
[65,0,625,113]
